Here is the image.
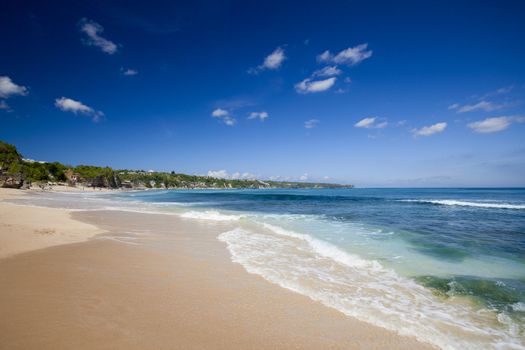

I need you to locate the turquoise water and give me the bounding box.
[15,188,525,349]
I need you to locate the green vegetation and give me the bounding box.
[0,141,22,165]
[0,141,25,188]
[1,140,353,189]
[24,161,68,182]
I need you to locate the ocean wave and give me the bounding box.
[512,302,525,312]
[218,226,524,350]
[180,210,243,221]
[261,223,377,269]
[400,199,525,210]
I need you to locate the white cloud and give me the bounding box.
[79,19,119,55]
[263,47,286,69]
[55,97,104,122]
[355,117,376,128]
[304,119,320,129]
[248,111,269,121]
[454,100,502,113]
[295,77,336,93]
[468,117,511,133]
[354,117,387,129]
[211,108,236,126]
[312,66,342,77]
[268,174,317,182]
[232,172,257,180]
[121,68,138,76]
[0,76,28,98]
[207,170,258,180]
[55,97,92,114]
[211,108,228,117]
[467,116,525,133]
[317,44,373,66]
[249,47,286,73]
[317,50,331,62]
[207,170,229,178]
[411,122,447,137]
[222,116,236,126]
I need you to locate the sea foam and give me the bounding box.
[218,225,525,350]
[401,199,525,210]
[180,210,243,221]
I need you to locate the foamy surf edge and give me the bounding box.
[179,210,244,221]
[218,226,525,350]
[400,199,525,210]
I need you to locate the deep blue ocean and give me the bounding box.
[16,188,525,349]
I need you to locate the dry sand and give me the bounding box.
[0,190,435,349]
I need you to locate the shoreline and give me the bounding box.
[0,188,434,349]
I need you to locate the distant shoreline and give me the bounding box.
[1,140,353,191]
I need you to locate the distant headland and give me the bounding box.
[0,141,353,190]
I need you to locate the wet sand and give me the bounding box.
[0,194,435,349]
[0,189,105,258]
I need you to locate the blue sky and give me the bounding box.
[1,0,525,187]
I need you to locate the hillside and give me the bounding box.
[0,141,25,188]
[0,140,353,190]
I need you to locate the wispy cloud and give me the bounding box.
[411,122,447,137]
[354,117,387,129]
[248,111,269,121]
[295,77,336,94]
[55,97,104,122]
[207,170,316,182]
[211,108,236,126]
[207,170,258,180]
[317,44,373,66]
[0,76,28,98]
[120,67,138,76]
[0,100,11,112]
[450,100,503,113]
[312,66,342,77]
[79,18,119,55]
[304,119,320,129]
[468,116,525,133]
[495,86,513,94]
[249,47,286,74]
[479,85,513,99]
[449,86,515,113]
